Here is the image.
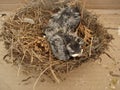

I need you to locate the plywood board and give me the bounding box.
[0,0,120,11]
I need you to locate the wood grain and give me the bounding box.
[0,0,120,11]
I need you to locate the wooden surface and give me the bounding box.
[0,1,120,90]
[0,0,120,11]
[0,0,25,11]
[86,0,120,9]
[0,9,120,90]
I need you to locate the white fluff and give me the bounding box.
[23,18,35,24]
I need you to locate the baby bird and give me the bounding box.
[45,6,80,38]
[49,31,84,60]
[45,6,84,60]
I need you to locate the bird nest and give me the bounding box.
[2,0,113,83]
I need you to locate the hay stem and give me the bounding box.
[50,67,60,83]
[17,50,26,77]
[17,64,21,77]
[31,49,43,62]
[89,37,93,56]
[49,49,60,83]
[81,0,87,19]
[10,36,14,63]
[30,49,34,63]
[33,66,50,90]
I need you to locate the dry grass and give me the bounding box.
[2,0,113,84]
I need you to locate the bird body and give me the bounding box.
[45,6,84,60]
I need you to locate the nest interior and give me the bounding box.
[2,0,113,82]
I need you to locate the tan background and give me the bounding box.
[0,0,120,11]
[0,0,120,90]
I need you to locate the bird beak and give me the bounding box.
[71,53,80,57]
[71,49,83,57]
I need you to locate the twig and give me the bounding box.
[109,71,120,77]
[30,49,34,63]
[49,49,60,83]
[50,67,60,83]
[105,27,118,30]
[81,0,87,19]
[17,64,21,77]
[55,0,65,4]
[104,52,115,61]
[33,66,50,90]
[87,17,92,28]
[31,49,43,62]
[89,37,93,56]
[17,50,26,77]
[40,9,53,15]
[40,0,46,5]
[22,76,32,82]
[10,36,14,63]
